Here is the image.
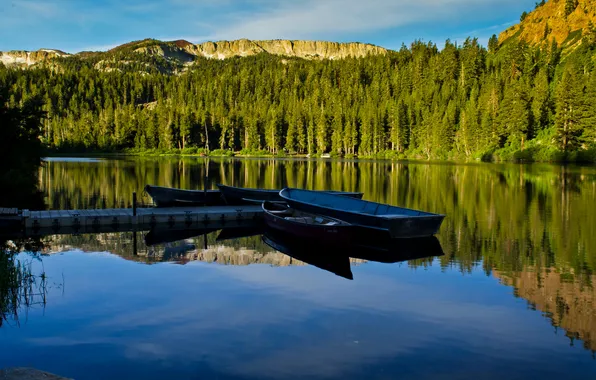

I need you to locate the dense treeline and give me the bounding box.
[1,36,596,161]
[0,85,45,209]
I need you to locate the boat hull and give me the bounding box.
[262,202,353,243]
[217,184,364,205]
[145,185,223,207]
[280,188,445,239]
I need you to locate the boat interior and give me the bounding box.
[265,203,349,226]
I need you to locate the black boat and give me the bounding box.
[217,184,364,205]
[279,188,445,239]
[144,185,223,207]
[262,201,353,243]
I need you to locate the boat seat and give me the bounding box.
[285,216,315,224]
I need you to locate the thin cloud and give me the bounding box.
[197,0,531,42]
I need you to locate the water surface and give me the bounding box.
[1,157,595,379]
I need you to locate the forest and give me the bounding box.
[1,33,596,162]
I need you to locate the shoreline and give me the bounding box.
[42,150,596,165]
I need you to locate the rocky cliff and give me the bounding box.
[0,49,69,67]
[499,0,596,47]
[184,39,387,60]
[0,39,387,68]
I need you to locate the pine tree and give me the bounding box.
[565,0,578,17]
[555,62,584,151]
[579,72,596,146]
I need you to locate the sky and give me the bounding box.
[0,0,538,53]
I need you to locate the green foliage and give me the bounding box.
[1,241,46,327]
[2,36,596,163]
[521,11,529,22]
[0,85,45,209]
[208,149,234,157]
[565,0,579,17]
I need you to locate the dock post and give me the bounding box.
[132,192,137,216]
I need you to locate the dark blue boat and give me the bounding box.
[279,188,445,239]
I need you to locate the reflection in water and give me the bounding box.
[10,157,593,376]
[495,268,596,352]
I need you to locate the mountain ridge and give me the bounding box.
[0,38,388,68]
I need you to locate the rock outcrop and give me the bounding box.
[0,49,69,67]
[0,39,387,68]
[0,367,72,380]
[184,39,387,60]
[499,0,596,47]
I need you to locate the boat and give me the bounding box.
[217,184,363,205]
[262,201,353,243]
[279,188,445,239]
[262,230,353,280]
[144,185,223,207]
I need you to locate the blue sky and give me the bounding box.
[1,0,537,53]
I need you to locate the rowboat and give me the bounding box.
[144,185,223,207]
[262,201,353,243]
[262,230,353,280]
[279,188,445,239]
[217,184,363,205]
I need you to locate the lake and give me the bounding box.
[1,157,596,379]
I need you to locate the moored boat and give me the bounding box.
[279,188,445,239]
[144,185,223,207]
[217,184,364,205]
[262,201,353,243]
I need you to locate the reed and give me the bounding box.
[0,242,47,327]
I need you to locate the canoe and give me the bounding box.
[279,188,445,239]
[262,230,353,280]
[262,201,353,243]
[217,184,363,205]
[144,185,223,207]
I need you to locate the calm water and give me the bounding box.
[1,157,596,379]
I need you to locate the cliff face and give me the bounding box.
[499,0,596,46]
[0,39,387,68]
[0,49,69,67]
[184,39,387,60]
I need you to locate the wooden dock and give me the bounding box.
[14,205,263,236]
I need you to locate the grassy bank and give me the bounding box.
[44,145,596,163]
